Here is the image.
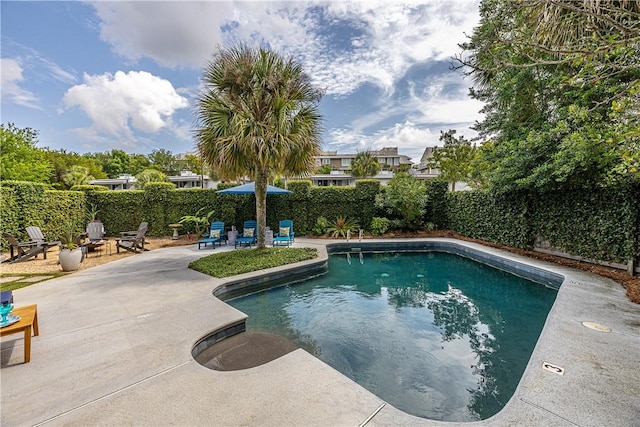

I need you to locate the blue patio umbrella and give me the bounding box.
[216,182,291,194]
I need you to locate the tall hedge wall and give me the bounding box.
[445,181,640,266]
[529,181,640,264]
[446,190,533,249]
[2,178,636,270]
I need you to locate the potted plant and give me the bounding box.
[59,220,84,272]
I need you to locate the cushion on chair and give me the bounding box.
[210,229,221,238]
[244,228,255,238]
[279,227,290,237]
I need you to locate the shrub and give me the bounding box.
[370,217,390,235]
[312,216,328,235]
[327,216,360,238]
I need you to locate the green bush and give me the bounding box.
[70,184,109,192]
[189,247,317,277]
[311,216,328,235]
[327,216,360,238]
[370,217,390,235]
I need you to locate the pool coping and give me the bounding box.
[1,237,638,426]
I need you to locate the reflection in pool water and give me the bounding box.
[228,251,557,421]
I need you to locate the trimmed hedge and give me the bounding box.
[2,178,636,270]
[446,190,532,249]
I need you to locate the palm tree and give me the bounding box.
[195,45,322,249]
[62,165,94,189]
[351,151,380,178]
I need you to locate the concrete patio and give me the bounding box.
[1,238,639,426]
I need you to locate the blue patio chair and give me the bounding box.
[197,221,226,249]
[273,219,295,247]
[234,220,257,249]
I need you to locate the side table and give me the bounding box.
[0,304,39,363]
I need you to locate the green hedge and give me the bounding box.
[445,182,640,265]
[2,178,636,269]
[446,190,534,249]
[529,182,639,263]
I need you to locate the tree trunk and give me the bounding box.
[255,171,268,249]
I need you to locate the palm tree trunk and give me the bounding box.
[255,171,268,249]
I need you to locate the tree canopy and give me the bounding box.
[0,123,53,183]
[454,0,639,191]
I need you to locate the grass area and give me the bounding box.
[189,247,318,278]
[0,273,67,291]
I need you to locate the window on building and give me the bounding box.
[341,158,351,167]
[322,158,331,165]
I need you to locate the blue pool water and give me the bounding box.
[228,251,557,421]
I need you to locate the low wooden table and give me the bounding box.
[0,304,39,363]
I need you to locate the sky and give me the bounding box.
[1,1,484,164]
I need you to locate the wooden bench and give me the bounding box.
[0,304,39,363]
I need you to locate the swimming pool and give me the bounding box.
[227,250,558,422]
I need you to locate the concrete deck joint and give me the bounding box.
[33,360,192,426]
[520,398,580,426]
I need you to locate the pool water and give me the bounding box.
[228,251,557,421]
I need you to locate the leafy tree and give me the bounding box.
[316,165,332,174]
[195,45,322,249]
[43,149,106,188]
[351,151,380,178]
[454,0,640,190]
[148,148,179,175]
[428,130,477,191]
[376,172,427,230]
[0,123,52,182]
[62,165,94,188]
[86,150,150,178]
[136,168,168,187]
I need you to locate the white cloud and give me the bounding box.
[0,58,40,109]
[63,70,189,139]
[90,1,479,96]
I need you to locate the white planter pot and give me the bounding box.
[59,248,83,272]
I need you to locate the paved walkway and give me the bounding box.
[1,238,639,426]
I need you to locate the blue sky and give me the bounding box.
[1,1,484,163]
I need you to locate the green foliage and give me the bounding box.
[311,216,328,235]
[316,165,331,174]
[136,169,168,187]
[327,216,359,238]
[376,172,428,230]
[429,130,478,190]
[445,190,532,249]
[0,186,19,249]
[423,179,449,229]
[189,247,317,278]
[43,148,106,188]
[43,190,86,244]
[70,184,109,192]
[455,0,640,190]
[354,179,380,231]
[351,151,380,178]
[147,148,179,175]
[1,123,53,182]
[59,219,84,250]
[528,181,640,263]
[62,165,94,189]
[179,207,216,236]
[370,217,390,236]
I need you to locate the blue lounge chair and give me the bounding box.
[273,219,295,247]
[197,221,225,249]
[235,220,257,249]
